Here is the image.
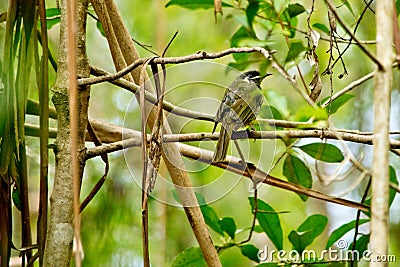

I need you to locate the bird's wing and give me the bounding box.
[214,87,236,123]
[230,83,264,127]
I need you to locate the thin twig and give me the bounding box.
[83,129,400,160]
[37,0,50,264]
[232,139,259,244]
[324,0,383,69]
[330,0,374,72]
[322,62,399,107]
[238,188,258,244]
[78,47,272,86]
[80,122,109,212]
[87,11,158,56]
[350,177,371,267]
[139,59,152,267]
[162,31,178,57]
[322,69,374,107]
[390,182,400,193]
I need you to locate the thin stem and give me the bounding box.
[78,47,273,86]
[83,129,400,160]
[324,0,383,70]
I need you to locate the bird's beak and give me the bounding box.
[261,73,273,81]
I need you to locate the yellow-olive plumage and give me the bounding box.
[212,70,271,162]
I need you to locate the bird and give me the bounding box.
[212,70,271,162]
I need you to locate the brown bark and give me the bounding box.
[370,0,394,266]
[43,0,90,265]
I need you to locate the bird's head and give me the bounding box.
[240,70,272,87]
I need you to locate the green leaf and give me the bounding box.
[283,154,312,201]
[289,214,327,253]
[227,13,249,28]
[351,234,370,254]
[260,105,283,120]
[165,0,233,9]
[246,0,259,30]
[273,0,289,14]
[227,61,254,71]
[45,17,61,29]
[363,166,398,217]
[389,165,398,207]
[297,214,327,236]
[174,191,224,236]
[285,40,306,63]
[298,143,344,163]
[96,21,106,37]
[201,205,224,236]
[259,60,272,76]
[239,244,260,263]
[255,263,280,267]
[46,8,61,18]
[397,0,400,16]
[45,8,61,29]
[195,192,207,205]
[259,2,277,25]
[171,246,206,267]
[319,94,355,114]
[294,105,328,122]
[12,185,22,211]
[287,17,298,38]
[288,231,303,252]
[343,0,356,17]
[249,197,283,250]
[264,90,288,117]
[253,225,264,233]
[288,3,306,18]
[230,26,252,62]
[313,23,330,34]
[38,8,62,29]
[289,214,328,253]
[326,219,369,249]
[219,217,236,239]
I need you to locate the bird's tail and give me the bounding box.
[213,125,233,162]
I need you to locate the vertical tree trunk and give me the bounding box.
[43,0,90,265]
[371,0,393,266]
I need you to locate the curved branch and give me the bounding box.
[82,126,368,212]
[83,128,400,160]
[78,47,273,86]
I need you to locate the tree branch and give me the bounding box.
[77,47,273,86]
[82,126,369,212]
[83,128,400,160]
[321,62,399,107]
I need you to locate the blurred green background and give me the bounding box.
[1,0,399,266]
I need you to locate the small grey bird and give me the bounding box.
[212,70,271,162]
